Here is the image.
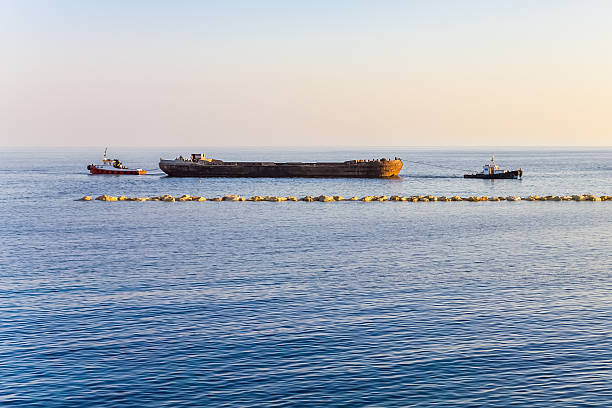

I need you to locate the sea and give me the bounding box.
[1,147,611,407]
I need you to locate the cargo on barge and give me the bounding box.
[159,154,403,178]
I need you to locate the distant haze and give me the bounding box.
[1,1,610,147]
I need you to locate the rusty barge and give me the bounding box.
[159,154,403,178]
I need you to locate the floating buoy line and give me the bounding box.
[78,194,610,202]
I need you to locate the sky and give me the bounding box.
[1,1,610,147]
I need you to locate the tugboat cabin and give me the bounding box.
[483,157,501,176]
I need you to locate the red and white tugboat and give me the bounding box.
[87,148,146,175]
[464,154,522,179]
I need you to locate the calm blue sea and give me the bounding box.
[1,148,611,407]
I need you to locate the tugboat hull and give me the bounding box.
[159,158,403,178]
[87,165,146,175]
[464,169,522,179]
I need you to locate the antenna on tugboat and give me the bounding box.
[104,147,108,160]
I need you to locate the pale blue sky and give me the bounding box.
[1,1,610,146]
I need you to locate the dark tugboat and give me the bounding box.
[464,155,522,179]
[159,153,403,178]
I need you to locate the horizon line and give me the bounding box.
[2,145,611,150]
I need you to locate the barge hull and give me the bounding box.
[159,160,403,178]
